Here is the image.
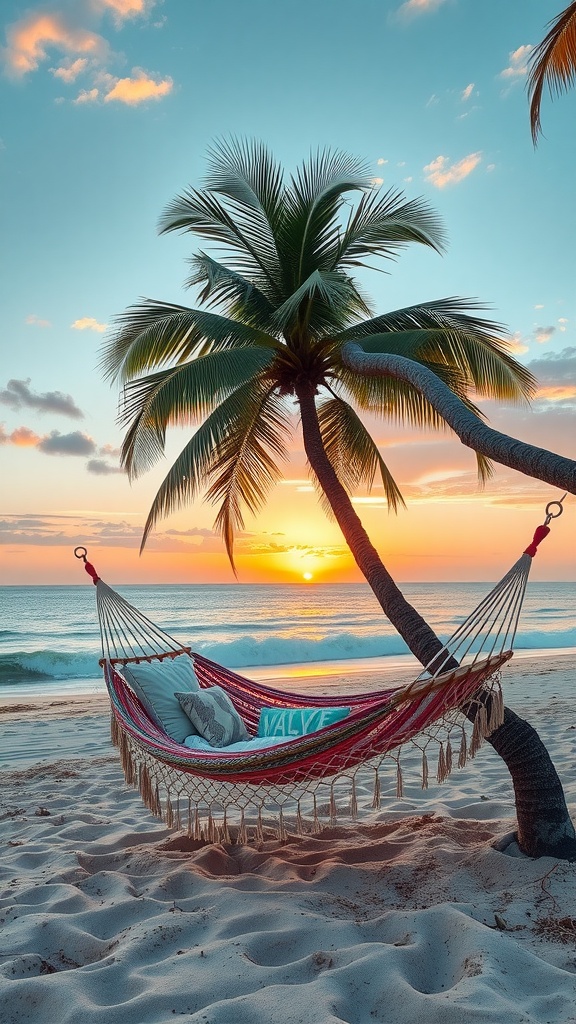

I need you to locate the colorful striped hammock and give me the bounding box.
[76,498,564,841]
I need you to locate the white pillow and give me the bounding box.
[175,686,250,747]
[122,654,200,743]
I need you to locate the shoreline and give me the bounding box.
[1,644,574,710]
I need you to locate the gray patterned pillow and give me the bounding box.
[175,687,250,747]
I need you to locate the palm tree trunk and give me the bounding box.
[296,379,576,860]
[340,344,576,495]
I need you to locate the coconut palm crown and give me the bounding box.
[102,140,535,569]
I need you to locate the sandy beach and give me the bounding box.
[1,652,576,1023]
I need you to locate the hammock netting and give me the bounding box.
[76,499,564,843]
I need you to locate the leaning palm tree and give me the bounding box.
[103,141,575,858]
[528,1,576,142]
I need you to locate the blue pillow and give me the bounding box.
[258,705,350,739]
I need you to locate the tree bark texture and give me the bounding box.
[341,344,576,495]
[296,378,576,860]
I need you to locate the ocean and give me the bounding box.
[0,581,574,698]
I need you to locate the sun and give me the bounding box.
[302,571,313,581]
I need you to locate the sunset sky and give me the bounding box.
[1,0,574,586]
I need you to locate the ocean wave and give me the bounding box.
[1,625,575,685]
[0,651,102,686]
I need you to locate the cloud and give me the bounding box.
[74,87,99,103]
[103,67,173,104]
[0,379,84,418]
[527,347,576,387]
[2,3,169,109]
[86,458,126,474]
[0,425,42,447]
[166,527,218,537]
[424,152,482,188]
[377,158,388,166]
[508,332,529,355]
[71,316,107,331]
[99,443,121,457]
[50,56,89,82]
[558,318,568,332]
[534,326,555,344]
[37,430,96,455]
[370,176,384,187]
[461,83,474,102]
[25,313,51,327]
[96,0,154,25]
[499,44,532,80]
[2,12,106,78]
[396,0,448,19]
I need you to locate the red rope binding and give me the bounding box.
[524,524,550,558]
[83,560,100,584]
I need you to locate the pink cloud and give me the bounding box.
[424,152,482,188]
[0,425,41,447]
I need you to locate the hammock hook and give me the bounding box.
[544,494,566,525]
[73,546,100,584]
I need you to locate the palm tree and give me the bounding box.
[528,2,576,142]
[103,141,575,858]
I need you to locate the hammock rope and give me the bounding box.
[74,496,565,841]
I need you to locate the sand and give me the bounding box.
[1,653,576,1023]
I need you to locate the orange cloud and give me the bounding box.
[97,0,153,23]
[535,385,576,401]
[0,425,41,446]
[424,152,482,188]
[104,67,173,104]
[3,13,105,78]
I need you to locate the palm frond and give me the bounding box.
[119,347,275,478]
[336,370,453,431]
[139,380,288,555]
[528,1,576,142]
[158,186,283,300]
[186,253,276,327]
[271,270,368,334]
[279,149,373,287]
[316,396,405,513]
[335,298,536,403]
[204,391,291,569]
[333,187,446,269]
[101,301,279,383]
[203,137,285,234]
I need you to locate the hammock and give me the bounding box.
[76,497,564,842]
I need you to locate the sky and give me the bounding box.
[0,0,574,586]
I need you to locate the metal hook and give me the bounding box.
[544,493,566,526]
[74,546,88,561]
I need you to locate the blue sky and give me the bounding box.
[1,0,574,584]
